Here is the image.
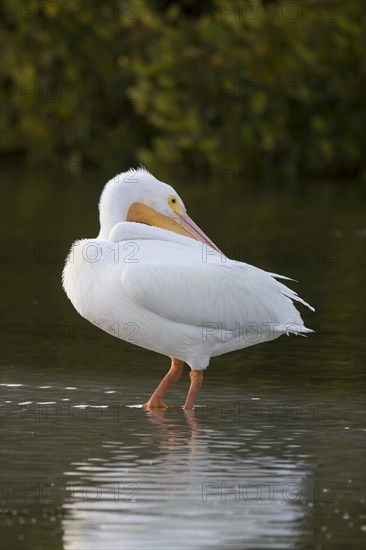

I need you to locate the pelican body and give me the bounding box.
[63,169,313,409]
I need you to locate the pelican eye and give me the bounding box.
[168,194,183,215]
[168,195,181,210]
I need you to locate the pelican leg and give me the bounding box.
[143,358,184,409]
[183,370,203,411]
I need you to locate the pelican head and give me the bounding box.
[97,168,220,251]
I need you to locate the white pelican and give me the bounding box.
[63,168,314,410]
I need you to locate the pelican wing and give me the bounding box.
[121,261,313,334]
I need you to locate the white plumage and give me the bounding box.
[63,168,313,409]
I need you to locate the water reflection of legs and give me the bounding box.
[143,403,203,458]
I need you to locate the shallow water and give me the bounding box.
[1,167,365,549]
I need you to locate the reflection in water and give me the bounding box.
[2,356,365,549]
[62,408,309,550]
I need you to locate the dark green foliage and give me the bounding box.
[1,0,364,181]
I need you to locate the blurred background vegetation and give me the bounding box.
[0,0,364,183]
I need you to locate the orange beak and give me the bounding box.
[127,202,223,254]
